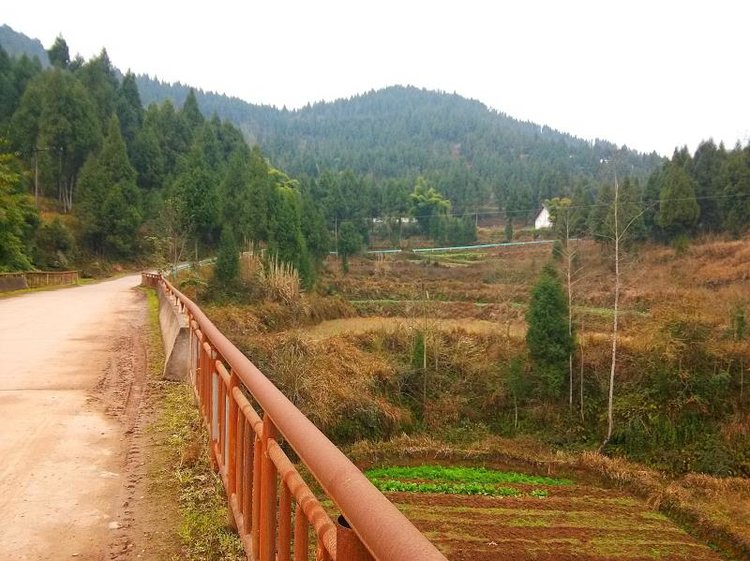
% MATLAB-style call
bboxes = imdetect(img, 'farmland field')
[367,468,721,561]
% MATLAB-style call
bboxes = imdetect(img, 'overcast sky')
[4,0,748,156]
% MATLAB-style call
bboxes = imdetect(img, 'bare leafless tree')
[599,176,648,450]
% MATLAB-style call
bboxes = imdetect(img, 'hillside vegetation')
[190,237,749,478]
[178,234,750,558]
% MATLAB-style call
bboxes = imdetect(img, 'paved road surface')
[0,275,146,560]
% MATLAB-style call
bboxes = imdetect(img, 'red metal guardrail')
[142,272,447,561]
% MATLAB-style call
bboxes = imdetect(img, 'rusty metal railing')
[141,271,161,289]
[143,272,447,561]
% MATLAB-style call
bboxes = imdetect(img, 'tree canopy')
[525,264,574,398]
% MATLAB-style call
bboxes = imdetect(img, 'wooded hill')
[0,25,664,215]
[135,80,664,216]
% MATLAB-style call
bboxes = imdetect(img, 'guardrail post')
[294,503,308,561]
[278,482,291,561]
[227,371,239,495]
[337,515,375,561]
[209,346,219,471]
[259,414,278,561]
[252,430,262,558]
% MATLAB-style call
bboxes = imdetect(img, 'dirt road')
[0,275,147,560]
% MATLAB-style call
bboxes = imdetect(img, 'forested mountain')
[2,25,661,217]
[1,25,749,277]
[135,77,664,215]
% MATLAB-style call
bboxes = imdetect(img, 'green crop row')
[364,465,571,486]
[368,478,551,498]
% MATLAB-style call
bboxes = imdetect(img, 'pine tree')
[656,163,700,239]
[75,49,119,130]
[214,226,239,287]
[181,88,204,135]
[115,72,144,151]
[337,221,362,273]
[172,157,218,246]
[300,189,330,263]
[245,145,273,244]
[525,264,573,398]
[720,147,750,235]
[77,115,141,256]
[691,140,726,232]
[47,36,70,69]
[219,148,250,244]
[131,115,166,191]
[10,69,100,210]
[268,179,312,285]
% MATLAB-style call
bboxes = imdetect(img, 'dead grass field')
[292,316,525,341]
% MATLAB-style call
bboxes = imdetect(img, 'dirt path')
[0,275,148,561]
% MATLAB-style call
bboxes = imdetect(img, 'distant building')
[534,205,552,229]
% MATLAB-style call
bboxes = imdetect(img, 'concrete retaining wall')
[157,284,190,381]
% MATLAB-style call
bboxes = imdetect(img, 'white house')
[534,205,552,229]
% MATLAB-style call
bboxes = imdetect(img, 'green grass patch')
[365,465,572,486]
[144,287,244,561]
[365,465,570,498]
[422,251,488,264]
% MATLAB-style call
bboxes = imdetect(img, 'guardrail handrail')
[147,272,446,561]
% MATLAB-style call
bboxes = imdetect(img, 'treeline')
[523,141,750,473]
[545,140,750,245]
[0,38,333,281]
[0,33,482,277]
[133,81,664,218]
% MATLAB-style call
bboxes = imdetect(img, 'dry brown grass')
[293,316,524,341]
[346,433,564,471]
[574,450,750,558]
[236,332,411,441]
[260,255,303,305]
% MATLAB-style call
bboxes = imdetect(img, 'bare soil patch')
[386,485,724,561]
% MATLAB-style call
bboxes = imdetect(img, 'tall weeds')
[260,254,302,305]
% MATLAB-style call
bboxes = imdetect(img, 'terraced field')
[364,466,723,561]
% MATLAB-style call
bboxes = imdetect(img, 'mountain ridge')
[1,24,663,211]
